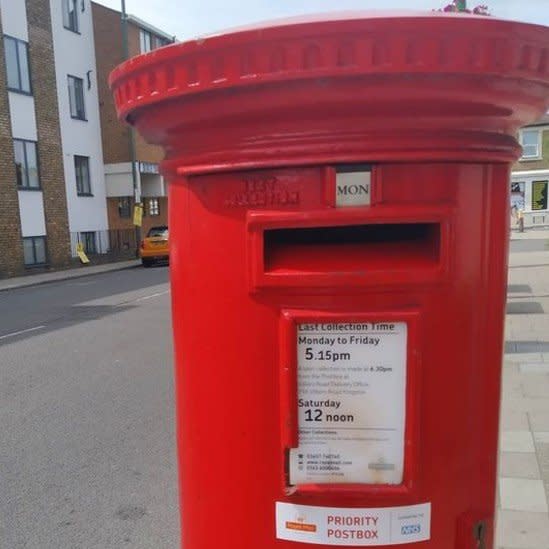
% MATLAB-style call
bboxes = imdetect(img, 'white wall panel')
[18,191,46,237]
[0,0,29,41]
[50,0,108,233]
[9,93,37,141]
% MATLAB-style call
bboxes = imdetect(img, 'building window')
[80,231,97,254]
[532,180,548,211]
[4,36,31,94]
[140,29,152,53]
[14,139,40,189]
[510,182,525,211]
[23,236,47,266]
[74,155,91,195]
[154,35,170,49]
[68,75,86,120]
[118,197,132,218]
[147,198,160,216]
[62,0,79,33]
[140,29,170,53]
[520,129,541,160]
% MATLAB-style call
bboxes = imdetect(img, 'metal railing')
[70,230,138,261]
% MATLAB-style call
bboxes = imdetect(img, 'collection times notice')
[289,322,407,485]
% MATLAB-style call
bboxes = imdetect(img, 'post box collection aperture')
[110,12,549,549]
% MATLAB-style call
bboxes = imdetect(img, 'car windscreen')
[147,227,168,238]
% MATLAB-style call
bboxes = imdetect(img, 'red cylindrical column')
[111,12,549,549]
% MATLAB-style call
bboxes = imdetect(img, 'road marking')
[132,291,169,302]
[117,290,170,307]
[0,325,46,340]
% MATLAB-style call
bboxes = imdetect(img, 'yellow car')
[140,225,169,267]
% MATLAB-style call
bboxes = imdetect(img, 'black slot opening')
[265,223,436,247]
[263,222,440,274]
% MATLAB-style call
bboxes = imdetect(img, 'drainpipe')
[121,0,141,256]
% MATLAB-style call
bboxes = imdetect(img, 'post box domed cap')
[109,11,549,174]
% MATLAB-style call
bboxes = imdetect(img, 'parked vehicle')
[140,226,169,267]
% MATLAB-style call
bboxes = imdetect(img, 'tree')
[436,1,490,15]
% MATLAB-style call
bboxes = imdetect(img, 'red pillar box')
[110,12,549,549]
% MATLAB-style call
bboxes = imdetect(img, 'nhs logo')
[401,524,421,536]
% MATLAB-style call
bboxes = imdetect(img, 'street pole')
[121,0,141,256]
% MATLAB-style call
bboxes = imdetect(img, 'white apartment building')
[0,0,108,278]
[50,0,109,255]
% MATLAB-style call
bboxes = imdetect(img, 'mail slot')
[263,222,441,271]
[110,11,549,549]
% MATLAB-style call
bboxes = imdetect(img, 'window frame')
[14,138,41,190]
[74,155,92,196]
[80,231,97,254]
[4,35,32,95]
[23,236,48,267]
[153,35,170,49]
[118,197,132,218]
[140,29,172,53]
[519,129,542,160]
[147,197,160,216]
[531,180,548,212]
[140,29,153,53]
[62,0,80,33]
[68,75,86,121]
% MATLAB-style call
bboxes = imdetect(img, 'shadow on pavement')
[505,341,549,353]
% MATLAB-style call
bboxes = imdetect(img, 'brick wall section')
[92,2,130,164]
[0,12,25,277]
[126,24,163,164]
[513,129,549,172]
[127,20,140,55]
[107,196,168,234]
[107,197,134,231]
[92,3,164,165]
[26,0,71,268]
[135,128,164,164]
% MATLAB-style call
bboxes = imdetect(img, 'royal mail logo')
[286,517,317,533]
[401,524,421,536]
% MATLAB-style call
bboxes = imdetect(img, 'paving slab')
[499,453,541,480]
[496,510,549,548]
[500,431,535,453]
[499,478,548,512]
[499,235,549,548]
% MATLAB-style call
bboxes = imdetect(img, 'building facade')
[511,114,549,227]
[0,0,108,278]
[92,2,171,239]
[50,0,109,257]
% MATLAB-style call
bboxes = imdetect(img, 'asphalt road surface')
[0,266,178,548]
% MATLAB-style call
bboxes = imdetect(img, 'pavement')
[0,259,141,292]
[497,228,549,548]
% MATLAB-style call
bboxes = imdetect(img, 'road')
[0,266,179,549]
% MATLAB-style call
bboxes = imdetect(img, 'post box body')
[110,13,549,549]
[170,162,510,549]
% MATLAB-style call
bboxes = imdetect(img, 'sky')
[94,0,549,41]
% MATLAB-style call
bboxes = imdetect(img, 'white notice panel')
[289,322,407,485]
[335,171,371,207]
[276,502,430,545]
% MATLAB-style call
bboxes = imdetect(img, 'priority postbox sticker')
[290,322,407,485]
[276,502,431,545]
